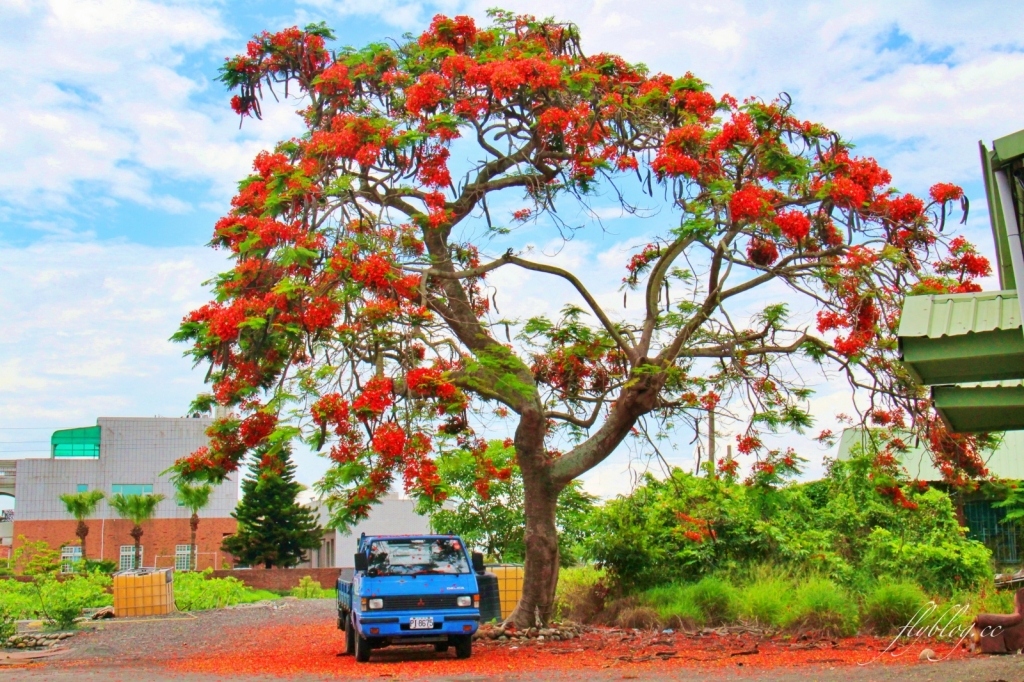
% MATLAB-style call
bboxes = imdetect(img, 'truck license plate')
[409,617,434,630]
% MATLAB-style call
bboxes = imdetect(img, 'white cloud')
[0,239,228,428]
[0,0,304,215]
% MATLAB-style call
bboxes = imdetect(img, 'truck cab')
[337,534,483,662]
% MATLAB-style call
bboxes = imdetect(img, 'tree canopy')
[173,10,991,624]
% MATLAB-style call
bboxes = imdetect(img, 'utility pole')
[708,409,716,476]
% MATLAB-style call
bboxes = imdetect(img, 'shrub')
[291,575,334,599]
[37,572,112,629]
[782,578,859,637]
[0,604,16,643]
[555,566,608,623]
[0,579,41,620]
[174,569,279,611]
[864,581,927,634]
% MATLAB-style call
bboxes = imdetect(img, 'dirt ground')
[3,599,1024,681]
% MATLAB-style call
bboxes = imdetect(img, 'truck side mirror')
[471,551,485,573]
[354,553,368,572]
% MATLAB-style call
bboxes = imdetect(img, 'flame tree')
[173,11,993,626]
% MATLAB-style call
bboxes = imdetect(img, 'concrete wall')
[11,417,239,567]
[14,417,238,522]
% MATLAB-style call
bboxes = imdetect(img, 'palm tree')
[174,483,212,571]
[109,493,165,570]
[58,490,105,564]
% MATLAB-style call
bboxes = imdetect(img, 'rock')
[919,648,937,662]
[91,606,115,620]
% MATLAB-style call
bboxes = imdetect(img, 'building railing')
[0,509,12,523]
[0,462,15,486]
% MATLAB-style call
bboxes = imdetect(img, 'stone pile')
[475,621,586,643]
[4,631,75,649]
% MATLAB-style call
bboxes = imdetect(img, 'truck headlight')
[457,596,472,607]
[368,598,384,610]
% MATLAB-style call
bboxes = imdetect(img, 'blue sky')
[1,0,1022,504]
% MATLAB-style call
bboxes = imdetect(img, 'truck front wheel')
[354,632,372,663]
[344,616,355,656]
[454,635,472,659]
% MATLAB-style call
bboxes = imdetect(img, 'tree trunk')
[76,520,89,564]
[130,525,144,570]
[506,408,563,628]
[507,472,560,628]
[190,513,199,571]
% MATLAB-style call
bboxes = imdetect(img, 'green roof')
[51,425,101,458]
[898,290,1021,339]
[932,382,1024,432]
[898,290,1024,385]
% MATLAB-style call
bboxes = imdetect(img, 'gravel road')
[3,598,1024,681]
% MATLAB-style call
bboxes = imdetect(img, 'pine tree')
[221,449,322,569]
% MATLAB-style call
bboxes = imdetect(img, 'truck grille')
[381,595,461,611]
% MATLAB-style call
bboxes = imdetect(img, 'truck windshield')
[365,538,470,576]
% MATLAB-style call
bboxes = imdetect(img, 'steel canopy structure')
[897,128,1024,432]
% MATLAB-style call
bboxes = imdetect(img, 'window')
[76,484,88,492]
[60,546,82,574]
[111,484,154,496]
[175,545,193,571]
[119,545,142,571]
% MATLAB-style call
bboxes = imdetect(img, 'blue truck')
[337,534,484,662]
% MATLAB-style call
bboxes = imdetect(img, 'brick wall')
[210,567,351,591]
[12,517,237,569]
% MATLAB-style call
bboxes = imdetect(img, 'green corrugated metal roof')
[932,382,1024,432]
[898,290,1021,338]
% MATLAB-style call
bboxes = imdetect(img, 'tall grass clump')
[864,581,927,634]
[642,583,702,628]
[689,577,738,625]
[738,577,792,628]
[555,566,608,623]
[781,577,859,636]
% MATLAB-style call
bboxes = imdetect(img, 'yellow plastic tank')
[487,564,524,619]
[113,569,175,617]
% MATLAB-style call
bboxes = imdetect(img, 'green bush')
[37,572,112,629]
[291,575,334,599]
[864,581,928,634]
[0,573,111,627]
[782,578,859,637]
[0,604,16,643]
[585,452,993,597]
[174,569,279,611]
[0,579,41,620]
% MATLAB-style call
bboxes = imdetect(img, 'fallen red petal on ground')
[166,623,971,678]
